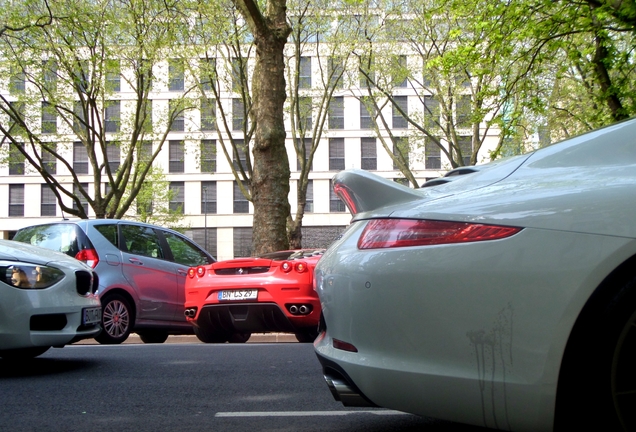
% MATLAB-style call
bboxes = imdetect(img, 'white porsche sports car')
[0,240,101,360]
[314,118,636,432]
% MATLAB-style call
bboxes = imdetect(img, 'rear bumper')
[194,303,317,333]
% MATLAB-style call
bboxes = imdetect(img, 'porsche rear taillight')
[75,248,99,268]
[358,219,522,249]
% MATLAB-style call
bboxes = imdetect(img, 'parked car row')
[8,220,324,350]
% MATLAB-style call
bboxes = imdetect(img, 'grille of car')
[214,266,270,275]
[75,270,96,295]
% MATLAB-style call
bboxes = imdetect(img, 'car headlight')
[0,261,65,289]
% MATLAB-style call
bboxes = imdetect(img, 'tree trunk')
[236,0,292,256]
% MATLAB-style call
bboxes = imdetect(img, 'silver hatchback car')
[14,220,215,344]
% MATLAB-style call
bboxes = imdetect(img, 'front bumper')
[0,283,101,350]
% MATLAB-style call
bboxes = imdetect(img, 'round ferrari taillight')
[196,266,206,277]
[187,267,196,278]
[281,261,292,273]
[295,262,307,273]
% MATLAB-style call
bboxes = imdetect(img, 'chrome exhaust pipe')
[323,373,375,407]
[184,308,196,318]
[299,305,309,315]
[289,305,299,314]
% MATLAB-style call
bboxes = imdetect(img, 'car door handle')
[129,258,144,266]
[177,268,188,277]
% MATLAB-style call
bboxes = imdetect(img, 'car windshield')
[13,224,81,258]
[259,249,324,261]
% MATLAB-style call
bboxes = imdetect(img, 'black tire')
[556,273,636,431]
[295,328,319,343]
[228,332,251,343]
[0,346,50,360]
[193,326,230,343]
[137,330,169,344]
[95,294,133,345]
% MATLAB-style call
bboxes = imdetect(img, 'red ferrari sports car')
[184,249,324,343]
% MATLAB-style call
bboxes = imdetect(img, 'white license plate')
[82,307,102,325]
[218,289,257,301]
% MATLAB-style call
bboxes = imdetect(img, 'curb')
[74,333,300,345]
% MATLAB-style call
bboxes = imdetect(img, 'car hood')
[0,239,89,269]
[334,118,636,237]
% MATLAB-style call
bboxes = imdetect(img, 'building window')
[73,142,88,174]
[423,96,439,129]
[200,58,216,91]
[329,179,346,212]
[43,60,57,93]
[392,96,408,129]
[106,60,120,92]
[41,184,56,216]
[73,183,89,214]
[425,139,441,169]
[168,59,184,91]
[304,179,314,213]
[106,142,120,173]
[41,144,57,174]
[9,67,25,94]
[169,140,184,173]
[328,57,344,89]
[233,140,248,172]
[170,99,184,132]
[360,99,375,129]
[233,181,249,214]
[359,55,375,88]
[329,138,345,171]
[233,227,252,258]
[9,102,25,135]
[73,101,84,134]
[328,96,344,129]
[296,138,313,171]
[458,136,472,166]
[233,98,245,131]
[201,98,216,131]
[41,102,57,134]
[104,100,120,133]
[456,95,472,129]
[393,137,409,170]
[141,100,153,133]
[361,138,377,170]
[73,61,90,93]
[9,184,24,216]
[9,143,25,175]
[201,181,217,214]
[137,141,153,164]
[169,181,184,213]
[298,97,312,131]
[299,57,311,89]
[200,140,216,173]
[192,227,217,258]
[394,55,408,88]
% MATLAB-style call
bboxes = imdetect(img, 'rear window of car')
[13,224,82,258]
[94,224,118,247]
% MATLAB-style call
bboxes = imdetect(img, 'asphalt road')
[0,342,490,432]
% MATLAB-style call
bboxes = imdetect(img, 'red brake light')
[295,262,307,273]
[281,261,292,273]
[196,266,206,277]
[75,248,99,268]
[358,219,522,249]
[333,338,358,352]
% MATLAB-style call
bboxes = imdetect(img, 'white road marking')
[215,411,408,417]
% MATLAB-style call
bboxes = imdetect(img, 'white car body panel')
[0,240,101,351]
[314,118,636,431]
